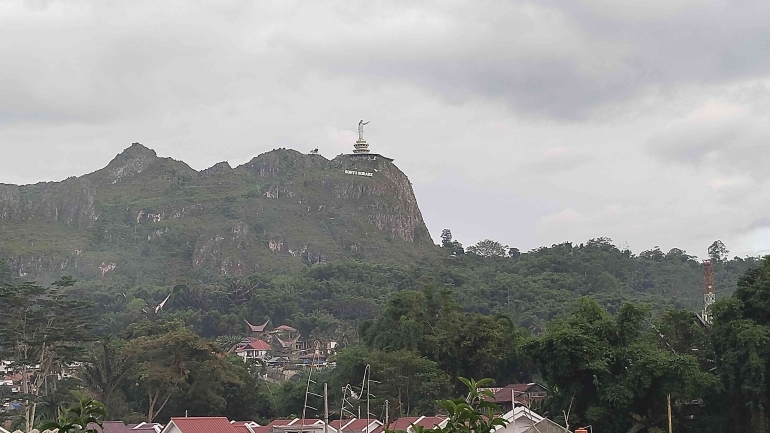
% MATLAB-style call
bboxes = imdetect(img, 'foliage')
[711,256,770,432]
[527,299,714,433]
[431,377,507,433]
[122,319,239,422]
[708,240,730,263]
[0,278,94,432]
[333,347,451,417]
[39,391,106,433]
[466,240,508,258]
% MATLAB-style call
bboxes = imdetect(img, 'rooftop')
[165,417,237,433]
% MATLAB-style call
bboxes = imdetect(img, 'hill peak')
[100,142,159,184]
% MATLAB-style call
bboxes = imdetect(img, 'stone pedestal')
[353,139,370,153]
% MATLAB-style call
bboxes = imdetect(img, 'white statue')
[358,120,370,141]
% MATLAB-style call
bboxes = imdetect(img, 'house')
[161,417,238,433]
[233,338,272,361]
[2,372,27,393]
[267,418,333,433]
[246,320,271,338]
[266,356,290,367]
[483,383,548,412]
[386,416,447,433]
[298,353,328,366]
[492,407,568,433]
[0,360,12,375]
[86,421,163,433]
[330,418,383,433]
[231,421,262,433]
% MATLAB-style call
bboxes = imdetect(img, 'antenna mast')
[301,341,323,433]
[702,259,715,324]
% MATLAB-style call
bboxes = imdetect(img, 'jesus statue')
[358,120,370,141]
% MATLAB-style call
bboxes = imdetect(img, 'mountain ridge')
[0,143,435,283]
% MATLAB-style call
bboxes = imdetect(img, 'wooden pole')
[667,394,672,433]
[324,383,329,433]
[385,399,389,429]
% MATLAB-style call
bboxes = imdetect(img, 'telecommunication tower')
[702,259,715,324]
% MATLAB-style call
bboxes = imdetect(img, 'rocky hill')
[0,143,435,285]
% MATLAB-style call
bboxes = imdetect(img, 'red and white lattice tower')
[702,259,715,324]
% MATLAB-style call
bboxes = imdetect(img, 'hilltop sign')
[344,169,373,177]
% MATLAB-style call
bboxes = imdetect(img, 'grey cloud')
[647,111,770,177]
[0,0,769,258]
[749,218,770,230]
[270,0,770,119]
[520,153,592,174]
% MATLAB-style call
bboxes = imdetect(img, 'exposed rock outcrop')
[0,143,435,281]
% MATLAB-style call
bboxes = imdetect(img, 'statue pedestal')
[353,139,370,154]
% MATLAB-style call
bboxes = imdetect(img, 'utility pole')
[384,399,389,429]
[324,383,329,433]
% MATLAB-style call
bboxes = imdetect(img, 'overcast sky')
[2,0,769,258]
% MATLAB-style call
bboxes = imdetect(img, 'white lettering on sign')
[344,169,373,177]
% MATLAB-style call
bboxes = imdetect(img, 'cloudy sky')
[2,0,769,258]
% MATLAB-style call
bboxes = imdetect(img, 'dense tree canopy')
[0,237,767,433]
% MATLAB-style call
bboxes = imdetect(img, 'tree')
[334,347,450,417]
[40,392,106,433]
[441,229,453,248]
[466,240,508,258]
[711,256,770,432]
[0,258,12,285]
[0,278,93,433]
[440,229,465,255]
[430,378,507,433]
[708,240,729,263]
[507,247,521,259]
[527,299,712,432]
[124,319,238,422]
[79,338,133,417]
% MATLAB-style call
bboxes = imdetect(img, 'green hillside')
[0,143,435,286]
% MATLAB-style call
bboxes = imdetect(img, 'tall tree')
[79,338,133,416]
[0,278,93,433]
[712,256,770,432]
[708,240,730,263]
[124,319,238,422]
[467,240,508,258]
[0,258,13,285]
[528,299,712,432]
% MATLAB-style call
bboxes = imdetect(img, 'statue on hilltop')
[358,120,370,141]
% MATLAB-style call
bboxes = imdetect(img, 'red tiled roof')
[335,419,380,432]
[264,419,298,428]
[236,339,271,351]
[510,383,536,392]
[290,419,321,426]
[388,418,419,431]
[87,421,130,433]
[250,427,270,433]
[416,417,445,429]
[387,416,445,432]
[488,383,546,403]
[169,417,237,433]
[232,426,252,433]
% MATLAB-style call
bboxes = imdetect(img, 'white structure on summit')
[354,120,371,154]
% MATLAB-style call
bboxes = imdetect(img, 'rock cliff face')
[0,144,435,282]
